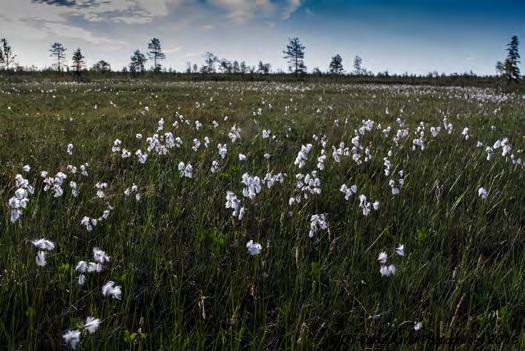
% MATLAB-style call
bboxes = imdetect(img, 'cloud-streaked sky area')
[0,0,523,74]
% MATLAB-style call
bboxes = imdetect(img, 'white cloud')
[42,22,125,45]
[209,0,300,23]
[282,0,302,19]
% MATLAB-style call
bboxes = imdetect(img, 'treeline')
[0,35,522,89]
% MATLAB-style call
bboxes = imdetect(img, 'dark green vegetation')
[0,80,524,350]
[2,72,525,93]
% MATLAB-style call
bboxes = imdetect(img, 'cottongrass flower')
[225,191,245,220]
[461,127,470,140]
[377,252,388,264]
[192,139,201,152]
[478,187,488,199]
[135,149,148,164]
[262,129,271,139]
[241,173,262,200]
[217,143,228,159]
[389,180,400,195]
[294,144,313,168]
[36,251,47,267]
[75,261,88,273]
[9,188,29,223]
[95,182,108,198]
[88,262,103,273]
[93,247,110,264]
[80,163,89,176]
[67,143,74,155]
[9,174,34,223]
[395,244,405,256]
[262,172,285,189]
[80,216,97,232]
[102,281,122,300]
[359,195,378,216]
[309,214,328,238]
[112,139,122,153]
[84,317,101,334]
[177,162,193,178]
[32,239,55,251]
[211,160,219,173]
[63,330,81,349]
[414,322,423,331]
[31,239,55,267]
[379,264,396,277]
[228,125,241,143]
[70,181,79,197]
[22,164,31,172]
[246,240,262,256]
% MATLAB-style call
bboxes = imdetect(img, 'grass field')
[0,80,524,350]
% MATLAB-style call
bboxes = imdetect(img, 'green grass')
[0,80,524,350]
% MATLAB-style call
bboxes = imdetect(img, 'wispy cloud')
[282,0,302,19]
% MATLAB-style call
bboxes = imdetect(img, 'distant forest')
[0,35,523,91]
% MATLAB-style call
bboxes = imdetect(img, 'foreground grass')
[0,81,524,350]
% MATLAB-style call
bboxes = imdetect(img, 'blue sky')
[0,0,523,74]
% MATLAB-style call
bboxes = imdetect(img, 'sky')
[0,0,524,75]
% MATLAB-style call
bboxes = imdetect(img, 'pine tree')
[283,37,306,75]
[0,38,17,70]
[329,54,344,74]
[71,48,85,76]
[147,38,166,72]
[130,50,147,75]
[353,56,363,75]
[49,42,67,72]
[497,35,521,83]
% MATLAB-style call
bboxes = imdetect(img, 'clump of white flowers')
[31,238,56,267]
[63,330,81,349]
[8,174,34,223]
[177,162,193,178]
[225,191,245,220]
[290,171,321,206]
[377,244,405,277]
[43,172,68,198]
[102,281,122,299]
[211,160,219,173]
[217,143,228,159]
[340,184,357,200]
[309,214,328,238]
[75,247,111,285]
[135,149,148,164]
[389,170,405,195]
[294,144,313,169]
[80,216,98,232]
[228,125,241,143]
[95,182,108,198]
[263,172,285,189]
[461,127,470,140]
[112,139,122,153]
[358,194,379,216]
[124,184,141,201]
[241,173,262,199]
